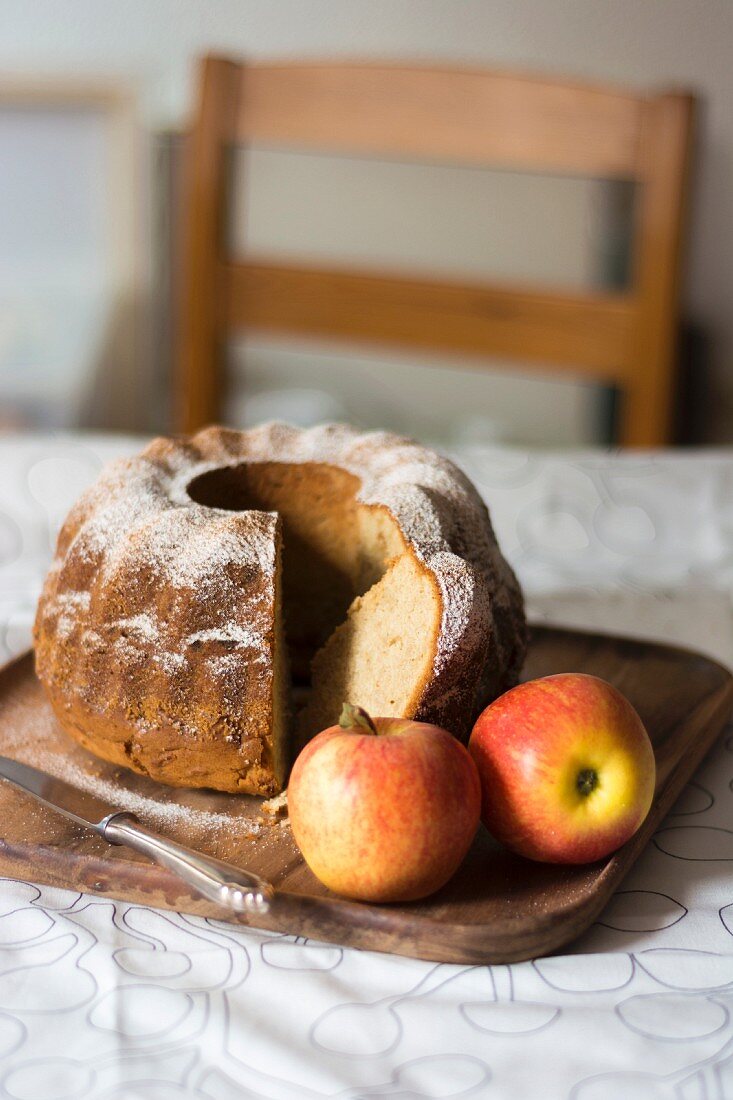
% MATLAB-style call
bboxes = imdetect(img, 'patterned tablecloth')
[1,433,733,1100]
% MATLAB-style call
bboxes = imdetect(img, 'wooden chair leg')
[620,93,694,448]
[619,366,676,447]
[175,56,240,433]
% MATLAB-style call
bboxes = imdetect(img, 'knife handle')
[102,812,274,916]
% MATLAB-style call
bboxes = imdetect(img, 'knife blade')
[0,755,274,916]
[0,754,120,832]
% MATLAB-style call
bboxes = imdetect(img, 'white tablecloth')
[1,433,733,1100]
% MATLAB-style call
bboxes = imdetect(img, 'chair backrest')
[176,56,695,445]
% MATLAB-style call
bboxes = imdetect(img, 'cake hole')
[187,460,360,514]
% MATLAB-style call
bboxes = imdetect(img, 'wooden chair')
[176,57,695,445]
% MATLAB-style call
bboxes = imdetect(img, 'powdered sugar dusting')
[3,702,260,842]
[153,651,186,674]
[428,552,476,678]
[186,624,267,654]
[39,482,277,702]
[115,614,158,640]
[51,590,90,640]
[36,419,526,769]
[100,506,276,590]
[39,752,259,839]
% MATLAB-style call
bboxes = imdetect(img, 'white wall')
[1,0,730,440]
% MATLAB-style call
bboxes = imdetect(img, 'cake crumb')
[261,790,288,819]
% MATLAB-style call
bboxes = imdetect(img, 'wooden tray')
[0,626,731,964]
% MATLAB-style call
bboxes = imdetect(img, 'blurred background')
[0,0,729,449]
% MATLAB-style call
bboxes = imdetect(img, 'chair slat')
[237,63,643,178]
[224,260,636,379]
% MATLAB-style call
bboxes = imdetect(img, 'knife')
[0,755,274,916]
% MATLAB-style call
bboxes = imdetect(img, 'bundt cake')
[34,422,526,796]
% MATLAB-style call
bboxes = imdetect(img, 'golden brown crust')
[34,422,527,792]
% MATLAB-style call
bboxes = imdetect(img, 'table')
[1,432,733,1100]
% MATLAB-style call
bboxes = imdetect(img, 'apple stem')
[576,768,598,797]
[339,703,378,735]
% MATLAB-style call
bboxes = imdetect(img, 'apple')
[468,673,656,864]
[288,703,481,902]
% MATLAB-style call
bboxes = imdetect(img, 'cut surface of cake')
[34,422,527,795]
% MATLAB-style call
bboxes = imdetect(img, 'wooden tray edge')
[1,630,732,964]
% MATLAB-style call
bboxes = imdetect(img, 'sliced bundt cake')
[34,422,526,794]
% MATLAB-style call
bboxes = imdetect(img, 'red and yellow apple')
[468,673,656,864]
[288,703,481,902]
